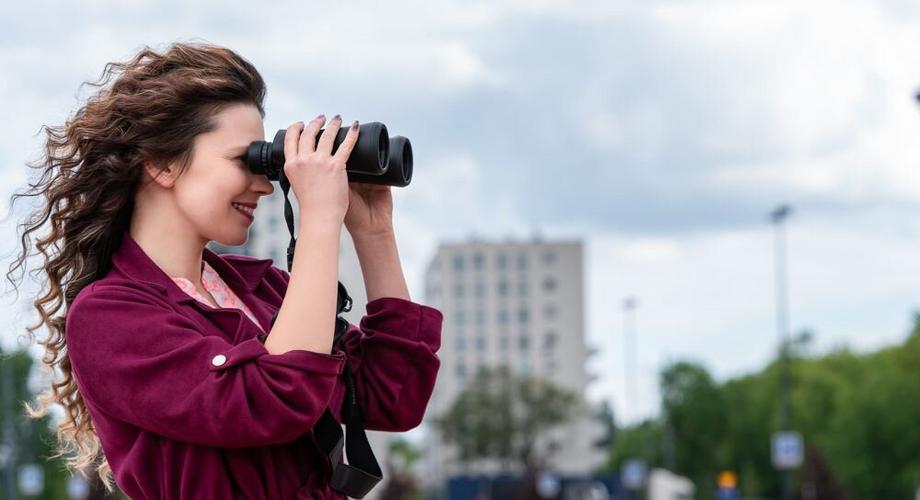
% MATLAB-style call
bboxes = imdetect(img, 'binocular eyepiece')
[245,122,413,187]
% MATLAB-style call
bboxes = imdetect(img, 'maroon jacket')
[65,231,442,499]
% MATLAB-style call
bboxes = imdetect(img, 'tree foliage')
[603,313,920,499]
[435,366,580,471]
[1,347,108,499]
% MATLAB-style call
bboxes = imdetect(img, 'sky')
[1,0,920,424]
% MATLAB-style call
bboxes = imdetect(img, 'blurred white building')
[419,236,606,488]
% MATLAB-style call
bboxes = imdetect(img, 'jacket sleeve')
[65,283,346,449]
[333,296,443,432]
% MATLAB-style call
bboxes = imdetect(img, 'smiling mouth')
[232,203,255,220]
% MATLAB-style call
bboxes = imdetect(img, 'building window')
[543,251,557,265]
[518,281,528,297]
[473,252,485,270]
[476,309,486,325]
[497,280,509,296]
[543,331,558,350]
[499,335,509,351]
[454,310,465,326]
[543,277,557,292]
[518,308,529,323]
[517,253,528,271]
[455,336,466,352]
[496,253,507,270]
[475,336,487,352]
[454,283,465,298]
[475,281,485,298]
[498,309,509,324]
[519,334,529,351]
[456,363,467,380]
[453,254,465,271]
[544,304,558,320]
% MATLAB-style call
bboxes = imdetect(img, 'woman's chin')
[212,230,248,249]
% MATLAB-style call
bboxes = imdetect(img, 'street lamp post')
[621,296,650,498]
[771,204,793,500]
[622,296,638,426]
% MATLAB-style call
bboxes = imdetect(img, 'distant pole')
[661,353,676,471]
[622,297,638,426]
[771,204,793,500]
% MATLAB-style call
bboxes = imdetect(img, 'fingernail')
[315,113,325,120]
[333,114,342,122]
[351,120,359,131]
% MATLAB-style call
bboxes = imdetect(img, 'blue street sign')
[771,431,803,470]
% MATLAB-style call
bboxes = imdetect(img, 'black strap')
[272,171,381,498]
[327,316,383,498]
[279,169,298,273]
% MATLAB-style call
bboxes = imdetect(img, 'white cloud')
[643,0,920,204]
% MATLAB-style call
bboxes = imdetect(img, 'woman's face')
[166,102,273,247]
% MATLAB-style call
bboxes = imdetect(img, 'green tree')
[659,361,726,498]
[593,400,617,449]
[435,366,580,471]
[380,438,423,500]
[597,312,920,498]
[604,418,663,474]
[1,347,73,499]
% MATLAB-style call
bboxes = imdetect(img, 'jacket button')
[211,354,227,367]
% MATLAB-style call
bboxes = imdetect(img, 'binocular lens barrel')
[245,121,412,187]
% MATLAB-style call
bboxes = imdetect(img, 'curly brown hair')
[4,40,267,492]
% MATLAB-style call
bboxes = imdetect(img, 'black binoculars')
[245,122,413,187]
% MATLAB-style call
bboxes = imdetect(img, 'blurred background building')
[419,236,606,488]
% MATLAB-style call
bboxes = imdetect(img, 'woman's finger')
[298,114,326,156]
[332,121,360,163]
[316,114,342,156]
[283,121,305,162]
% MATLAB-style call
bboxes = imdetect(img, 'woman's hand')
[283,114,359,228]
[344,181,394,237]
[345,181,410,303]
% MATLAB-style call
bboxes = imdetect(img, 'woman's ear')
[143,160,179,189]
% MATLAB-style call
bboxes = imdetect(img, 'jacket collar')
[111,230,274,300]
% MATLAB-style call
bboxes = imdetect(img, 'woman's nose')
[253,174,274,195]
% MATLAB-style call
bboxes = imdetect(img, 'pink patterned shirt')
[170,260,266,333]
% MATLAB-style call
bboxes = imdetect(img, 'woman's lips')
[233,204,254,222]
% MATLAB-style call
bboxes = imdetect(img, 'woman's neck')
[129,200,208,284]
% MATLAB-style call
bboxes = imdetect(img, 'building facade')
[420,237,605,487]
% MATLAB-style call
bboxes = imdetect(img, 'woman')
[8,41,442,499]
